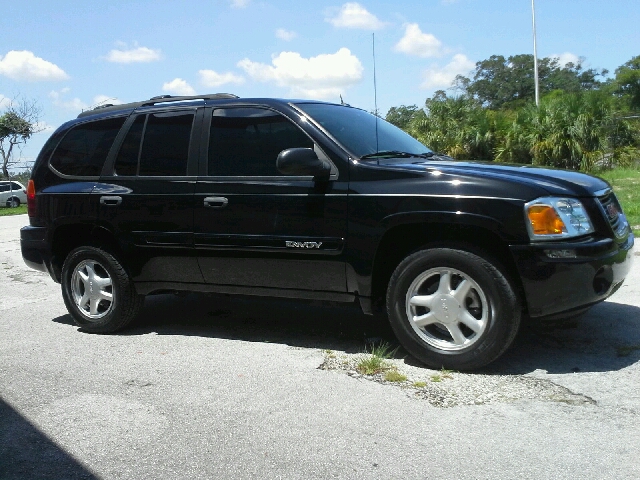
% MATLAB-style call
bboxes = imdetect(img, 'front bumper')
[20,225,58,282]
[510,233,634,318]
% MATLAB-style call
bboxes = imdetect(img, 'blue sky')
[1,0,639,168]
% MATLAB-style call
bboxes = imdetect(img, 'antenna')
[531,0,540,107]
[373,32,379,152]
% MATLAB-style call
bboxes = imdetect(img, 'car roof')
[76,94,339,120]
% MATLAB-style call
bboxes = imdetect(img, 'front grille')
[598,191,628,238]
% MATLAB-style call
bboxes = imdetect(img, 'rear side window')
[49,117,126,177]
[114,111,194,176]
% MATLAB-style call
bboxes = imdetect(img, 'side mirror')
[276,148,332,179]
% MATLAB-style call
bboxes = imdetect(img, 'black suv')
[20,93,634,369]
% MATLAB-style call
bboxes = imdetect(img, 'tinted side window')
[208,108,313,176]
[50,117,126,176]
[10,182,22,190]
[138,112,194,176]
[114,115,145,176]
[0,184,9,192]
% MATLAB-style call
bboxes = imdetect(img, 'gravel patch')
[319,351,596,408]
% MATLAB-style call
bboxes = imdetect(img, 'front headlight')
[524,197,594,240]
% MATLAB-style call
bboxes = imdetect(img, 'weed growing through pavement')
[356,341,398,375]
[357,355,387,375]
[440,368,454,379]
[431,368,455,383]
[413,381,427,388]
[384,369,407,382]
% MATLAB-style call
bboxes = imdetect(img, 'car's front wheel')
[386,248,520,370]
[61,246,143,333]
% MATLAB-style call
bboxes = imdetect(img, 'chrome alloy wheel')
[70,259,114,320]
[405,267,489,351]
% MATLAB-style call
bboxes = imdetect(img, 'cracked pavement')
[1,214,639,479]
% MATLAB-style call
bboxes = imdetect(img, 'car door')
[194,106,348,293]
[96,106,203,286]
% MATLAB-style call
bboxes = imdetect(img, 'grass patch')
[439,368,454,379]
[412,381,427,388]
[367,341,398,359]
[356,341,398,375]
[356,355,387,375]
[384,369,407,383]
[0,204,27,216]
[597,168,640,237]
[616,345,640,357]
[431,368,455,383]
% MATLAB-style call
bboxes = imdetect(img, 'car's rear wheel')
[6,198,20,208]
[386,248,520,370]
[61,246,143,333]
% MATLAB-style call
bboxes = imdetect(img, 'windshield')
[294,103,432,158]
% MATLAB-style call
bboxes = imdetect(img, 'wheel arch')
[50,223,123,282]
[370,212,526,314]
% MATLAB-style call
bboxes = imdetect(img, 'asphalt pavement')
[1,213,639,479]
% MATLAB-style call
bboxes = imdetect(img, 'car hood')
[378,158,610,197]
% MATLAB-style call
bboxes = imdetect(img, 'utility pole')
[531,0,540,107]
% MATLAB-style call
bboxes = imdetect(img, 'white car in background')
[0,181,27,207]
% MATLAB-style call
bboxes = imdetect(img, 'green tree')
[408,92,504,160]
[457,54,606,109]
[614,55,640,111]
[0,97,41,178]
[385,105,423,130]
[496,90,638,171]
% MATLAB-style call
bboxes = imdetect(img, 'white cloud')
[199,70,245,88]
[276,28,297,41]
[326,3,385,30]
[48,90,123,113]
[551,52,581,67]
[238,48,363,99]
[0,50,68,81]
[162,78,196,96]
[105,46,161,64]
[0,94,12,109]
[394,24,445,58]
[230,0,249,8]
[49,89,89,111]
[421,54,475,89]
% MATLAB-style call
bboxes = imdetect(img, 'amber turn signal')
[527,205,566,235]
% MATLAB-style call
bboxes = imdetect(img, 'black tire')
[7,198,20,208]
[61,246,143,333]
[386,248,520,371]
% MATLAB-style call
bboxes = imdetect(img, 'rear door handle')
[204,196,228,208]
[100,196,122,206]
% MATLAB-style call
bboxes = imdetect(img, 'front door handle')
[204,196,228,208]
[100,196,122,206]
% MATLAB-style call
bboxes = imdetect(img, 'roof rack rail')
[140,93,239,107]
[77,93,239,118]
